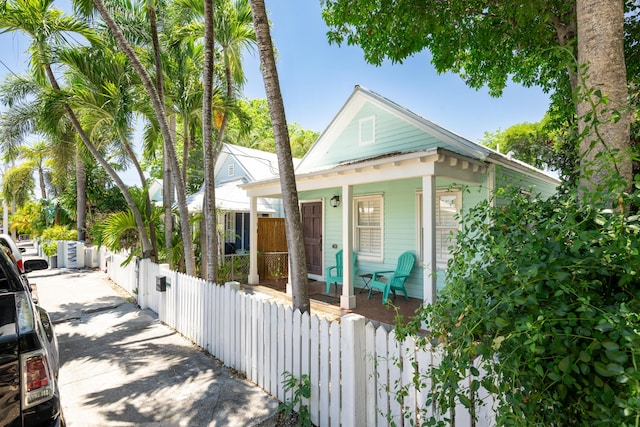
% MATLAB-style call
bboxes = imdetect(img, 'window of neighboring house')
[354,195,383,261]
[416,190,461,269]
[225,213,236,243]
[359,116,376,146]
[227,163,235,177]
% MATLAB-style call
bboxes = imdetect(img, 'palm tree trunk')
[37,163,47,200]
[165,116,176,267]
[40,57,154,257]
[92,0,196,275]
[182,118,190,188]
[250,0,309,313]
[576,0,631,197]
[202,0,217,282]
[122,137,159,262]
[76,154,87,241]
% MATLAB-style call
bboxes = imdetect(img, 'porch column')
[340,184,356,309]
[423,175,437,305]
[248,195,259,284]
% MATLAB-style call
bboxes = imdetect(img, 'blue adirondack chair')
[325,250,357,294]
[368,251,415,304]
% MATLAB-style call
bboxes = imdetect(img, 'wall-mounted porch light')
[330,195,341,208]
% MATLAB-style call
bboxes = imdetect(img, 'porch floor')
[242,278,424,327]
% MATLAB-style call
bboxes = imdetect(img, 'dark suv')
[0,251,64,426]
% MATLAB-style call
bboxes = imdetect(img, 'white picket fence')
[104,252,495,427]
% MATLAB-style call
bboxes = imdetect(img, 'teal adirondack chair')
[325,250,357,294]
[368,251,415,304]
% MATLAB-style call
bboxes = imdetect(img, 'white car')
[0,233,25,273]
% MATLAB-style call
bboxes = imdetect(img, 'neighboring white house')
[186,143,300,254]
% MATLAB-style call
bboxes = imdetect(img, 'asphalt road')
[29,261,279,427]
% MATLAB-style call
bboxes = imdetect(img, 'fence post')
[341,314,367,427]
[138,259,148,310]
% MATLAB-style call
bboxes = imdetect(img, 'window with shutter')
[354,195,383,261]
[416,191,461,268]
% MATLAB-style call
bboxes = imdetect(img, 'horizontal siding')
[495,166,558,207]
[302,175,492,300]
[313,103,461,169]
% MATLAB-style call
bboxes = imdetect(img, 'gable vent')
[359,115,376,146]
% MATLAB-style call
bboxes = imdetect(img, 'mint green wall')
[494,166,558,207]
[302,174,490,300]
[310,103,459,169]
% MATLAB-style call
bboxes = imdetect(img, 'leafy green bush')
[279,371,312,427]
[39,225,78,257]
[398,184,640,426]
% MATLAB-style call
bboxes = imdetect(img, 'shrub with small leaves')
[397,183,640,426]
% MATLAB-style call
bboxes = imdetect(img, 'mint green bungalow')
[242,85,559,310]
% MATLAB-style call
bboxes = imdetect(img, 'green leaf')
[458,394,473,409]
[558,356,572,373]
[494,317,510,328]
[605,363,625,376]
[595,322,613,332]
[605,349,628,364]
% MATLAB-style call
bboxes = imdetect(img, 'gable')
[297,86,489,172]
[215,155,247,186]
[215,143,301,185]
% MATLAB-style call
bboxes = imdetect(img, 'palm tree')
[80,0,197,274]
[16,141,51,199]
[0,73,78,212]
[0,0,155,257]
[171,0,256,280]
[59,44,159,260]
[2,163,35,208]
[249,0,310,313]
[201,0,217,281]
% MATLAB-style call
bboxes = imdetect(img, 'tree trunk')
[122,137,158,262]
[38,163,47,200]
[202,0,217,282]
[165,116,175,268]
[576,0,631,197]
[92,0,197,274]
[40,57,154,257]
[75,154,86,241]
[250,0,310,313]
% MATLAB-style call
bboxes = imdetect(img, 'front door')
[301,202,323,275]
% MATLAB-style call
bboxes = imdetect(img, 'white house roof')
[217,143,301,182]
[186,179,275,213]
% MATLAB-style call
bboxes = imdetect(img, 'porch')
[244,278,424,327]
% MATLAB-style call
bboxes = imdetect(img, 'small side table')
[359,273,373,293]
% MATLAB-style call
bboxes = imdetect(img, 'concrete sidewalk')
[32,267,279,427]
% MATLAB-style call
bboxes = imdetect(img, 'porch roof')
[241,147,492,198]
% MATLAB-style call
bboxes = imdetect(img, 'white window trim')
[358,115,376,146]
[416,190,462,266]
[353,194,384,262]
[225,213,236,243]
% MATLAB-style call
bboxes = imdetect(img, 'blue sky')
[242,1,552,143]
[0,0,551,145]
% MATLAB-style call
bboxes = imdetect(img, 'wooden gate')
[257,218,288,279]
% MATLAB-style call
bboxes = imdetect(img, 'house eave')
[241,147,488,197]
